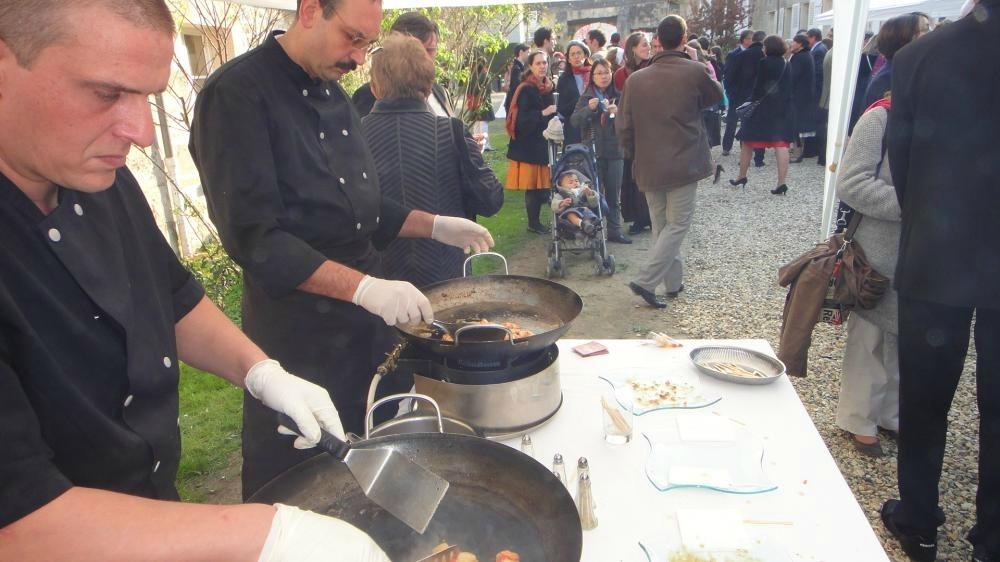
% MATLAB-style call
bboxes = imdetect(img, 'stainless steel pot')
[365,394,481,438]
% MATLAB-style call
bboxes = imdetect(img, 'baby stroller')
[545,141,616,278]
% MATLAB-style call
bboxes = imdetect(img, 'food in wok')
[426,543,518,562]
[424,319,535,342]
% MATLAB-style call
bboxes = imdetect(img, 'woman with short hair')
[505,50,558,234]
[363,34,503,285]
[731,35,794,195]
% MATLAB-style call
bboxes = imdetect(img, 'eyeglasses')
[331,9,378,51]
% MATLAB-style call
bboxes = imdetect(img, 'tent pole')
[819,0,871,239]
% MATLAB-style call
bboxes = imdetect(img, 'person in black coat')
[725,31,766,166]
[505,51,558,233]
[848,33,878,134]
[788,34,815,161]
[502,44,529,113]
[731,36,793,195]
[880,3,1000,561]
[363,35,503,287]
[555,40,592,146]
[804,28,828,162]
[865,14,924,109]
[721,30,752,154]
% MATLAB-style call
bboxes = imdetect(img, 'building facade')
[751,0,831,37]
[550,0,696,43]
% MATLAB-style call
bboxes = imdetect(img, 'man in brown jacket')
[617,15,723,308]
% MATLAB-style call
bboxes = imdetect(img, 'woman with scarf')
[613,32,653,235]
[506,50,558,234]
[571,58,630,244]
[555,40,592,146]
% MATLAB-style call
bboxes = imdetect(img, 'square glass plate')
[599,369,722,415]
[642,416,777,494]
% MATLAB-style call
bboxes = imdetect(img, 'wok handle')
[462,251,508,277]
[453,323,516,346]
[365,393,446,439]
[276,412,351,460]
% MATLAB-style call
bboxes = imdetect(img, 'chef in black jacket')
[0,1,389,560]
[189,0,494,499]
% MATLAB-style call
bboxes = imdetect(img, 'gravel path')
[505,146,981,562]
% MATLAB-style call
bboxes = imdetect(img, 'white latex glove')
[431,215,495,254]
[352,275,434,326]
[244,359,345,449]
[259,504,389,562]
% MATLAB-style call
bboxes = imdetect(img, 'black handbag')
[736,60,788,123]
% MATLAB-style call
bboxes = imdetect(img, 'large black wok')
[249,433,582,562]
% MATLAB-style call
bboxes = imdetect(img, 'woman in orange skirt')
[505,50,558,234]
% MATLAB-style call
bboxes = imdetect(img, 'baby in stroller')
[552,171,602,237]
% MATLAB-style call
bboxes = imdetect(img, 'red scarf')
[505,73,554,139]
[865,97,891,114]
[571,63,592,89]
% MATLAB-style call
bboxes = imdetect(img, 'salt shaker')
[552,453,568,485]
[576,456,590,482]
[576,472,598,530]
[520,434,535,458]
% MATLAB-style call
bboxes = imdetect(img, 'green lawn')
[176,122,534,501]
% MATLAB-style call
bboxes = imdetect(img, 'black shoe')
[729,177,748,190]
[881,500,938,562]
[818,160,826,167]
[608,232,633,244]
[527,224,550,234]
[713,164,724,184]
[581,220,598,235]
[972,546,996,562]
[721,150,731,157]
[848,432,884,457]
[629,282,667,309]
[791,155,804,163]
[754,160,765,168]
[628,223,649,235]
[771,184,788,195]
[666,284,684,298]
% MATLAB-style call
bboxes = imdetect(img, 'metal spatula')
[277,413,449,534]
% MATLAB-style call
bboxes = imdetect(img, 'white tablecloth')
[499,339,889,562]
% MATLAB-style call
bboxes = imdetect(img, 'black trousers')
[816,109,828,165]
[896,295,1000,555]
[524,188,551,228]
[722,109,764,164]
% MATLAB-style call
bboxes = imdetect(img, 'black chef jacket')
[0,169,204,527]
[189,31,413,499]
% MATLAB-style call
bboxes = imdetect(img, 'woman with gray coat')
[571,59,630,244]
[834,99,899,457]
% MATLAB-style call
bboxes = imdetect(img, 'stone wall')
[550,0,694,41]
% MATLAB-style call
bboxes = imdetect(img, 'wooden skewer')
[601,397,632,434]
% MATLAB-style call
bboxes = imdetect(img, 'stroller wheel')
[547,257,565,279]
[603,254,616,276]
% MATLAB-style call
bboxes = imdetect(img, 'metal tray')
[689,346,786,385]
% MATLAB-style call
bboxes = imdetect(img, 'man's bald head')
[0,0,174,67]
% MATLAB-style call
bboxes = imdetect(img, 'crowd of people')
[1,0,997,561]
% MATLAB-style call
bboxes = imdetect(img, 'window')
[183,32,211,90]
[784,7,793,37]
[800,2,810,30]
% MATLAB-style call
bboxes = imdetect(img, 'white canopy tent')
[816,0,966,27]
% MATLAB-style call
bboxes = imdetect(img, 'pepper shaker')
[552,453,568,486]
[576,472,598,530]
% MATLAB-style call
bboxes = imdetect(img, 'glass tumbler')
[600,385,634,444]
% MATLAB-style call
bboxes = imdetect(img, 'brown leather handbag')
[777,214,889,376]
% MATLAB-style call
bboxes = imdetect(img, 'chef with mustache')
[189,0,494,500]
